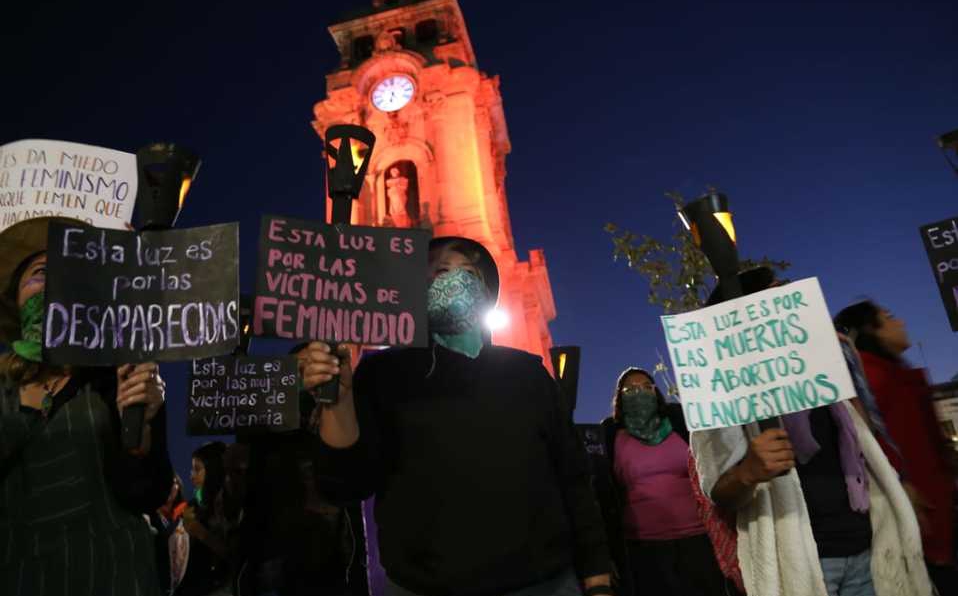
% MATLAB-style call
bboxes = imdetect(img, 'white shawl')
[690,402,933,596]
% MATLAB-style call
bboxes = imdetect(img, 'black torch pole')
[683,192,781,431]
[315,125,376,404]
[121,143,200,450]
[314,189,355,405]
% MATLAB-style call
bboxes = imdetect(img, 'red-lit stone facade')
[312,0,556,367]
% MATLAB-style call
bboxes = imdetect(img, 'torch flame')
[713,211,736,244]
[350,139,368,175]
[178,177,192,209]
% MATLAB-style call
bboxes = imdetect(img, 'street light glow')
[485,308,509,331]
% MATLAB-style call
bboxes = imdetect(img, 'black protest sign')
[919,216,958,331]
[43,221,240,364]
[253,214,429,347]
[187,355,299,435]
[575,424,607,458]
[574,423,609,480]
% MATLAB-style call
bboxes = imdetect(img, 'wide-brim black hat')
[428,236,500,302]
[705,266,776,306]
[0,216,86,343]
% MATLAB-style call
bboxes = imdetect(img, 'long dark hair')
[192,441,227,511]
[833,300,898,361]
[611,367,668,422]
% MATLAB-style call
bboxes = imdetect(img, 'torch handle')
[314,341,341,405]
[758,416,784,431]
[331,195,353,228]
[317,197,355,406]
[121,404,146,450]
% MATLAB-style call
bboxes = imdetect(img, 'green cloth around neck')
[12,292,44,363]
[432,329,484,359]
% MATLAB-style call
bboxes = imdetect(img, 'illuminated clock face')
[371,75,415,112]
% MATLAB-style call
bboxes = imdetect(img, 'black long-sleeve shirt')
[319,344,610,596]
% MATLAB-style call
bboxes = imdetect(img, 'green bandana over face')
[427,269,486,359]
[12,292,44,363]
[621,386,672,445]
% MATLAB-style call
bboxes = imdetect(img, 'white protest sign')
[661,277,855,431]
[0,139,137,232]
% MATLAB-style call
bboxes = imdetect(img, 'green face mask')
[620,386,672,445]
[12,292,44,363]
[427,269,486,359]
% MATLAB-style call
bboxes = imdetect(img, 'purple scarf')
[782,404,870,513]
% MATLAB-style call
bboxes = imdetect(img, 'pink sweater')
[613,430,705,541]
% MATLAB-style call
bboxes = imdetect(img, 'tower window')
[415,19,440,45]
[353,35,374,62]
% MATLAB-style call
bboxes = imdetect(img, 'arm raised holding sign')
[306,237,612,595]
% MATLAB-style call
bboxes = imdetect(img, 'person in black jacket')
[308,236,612,596]
[598,368,730,596]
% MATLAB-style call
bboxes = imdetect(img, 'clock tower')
[313,0,557,366]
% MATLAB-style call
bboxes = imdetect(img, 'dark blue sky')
[4,0,957,485]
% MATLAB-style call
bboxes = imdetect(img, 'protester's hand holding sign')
[296,341,358,447]
[710,428,796,509]
[116,363,165,453]
[741,429,796,483]
[297,342,353,393]
[117,363,165,420]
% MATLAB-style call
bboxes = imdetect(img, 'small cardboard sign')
[187,355,300,435]
[575,423,607,458]
[43,221,240,364]
[253,214,430,347]
[0,139,137,232]
[919,216,958,331]
[661,277,855,430]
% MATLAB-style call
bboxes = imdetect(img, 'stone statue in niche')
[385,166,411,227]
[375,29,399,53]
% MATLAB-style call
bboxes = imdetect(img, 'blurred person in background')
[835,300,957,594]
[179,442,229,596]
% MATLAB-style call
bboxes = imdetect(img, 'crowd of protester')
[1,214,956,596]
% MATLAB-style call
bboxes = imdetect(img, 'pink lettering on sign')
[268,218,287,242]
[337,233,376,252]
[267,248,305,269]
